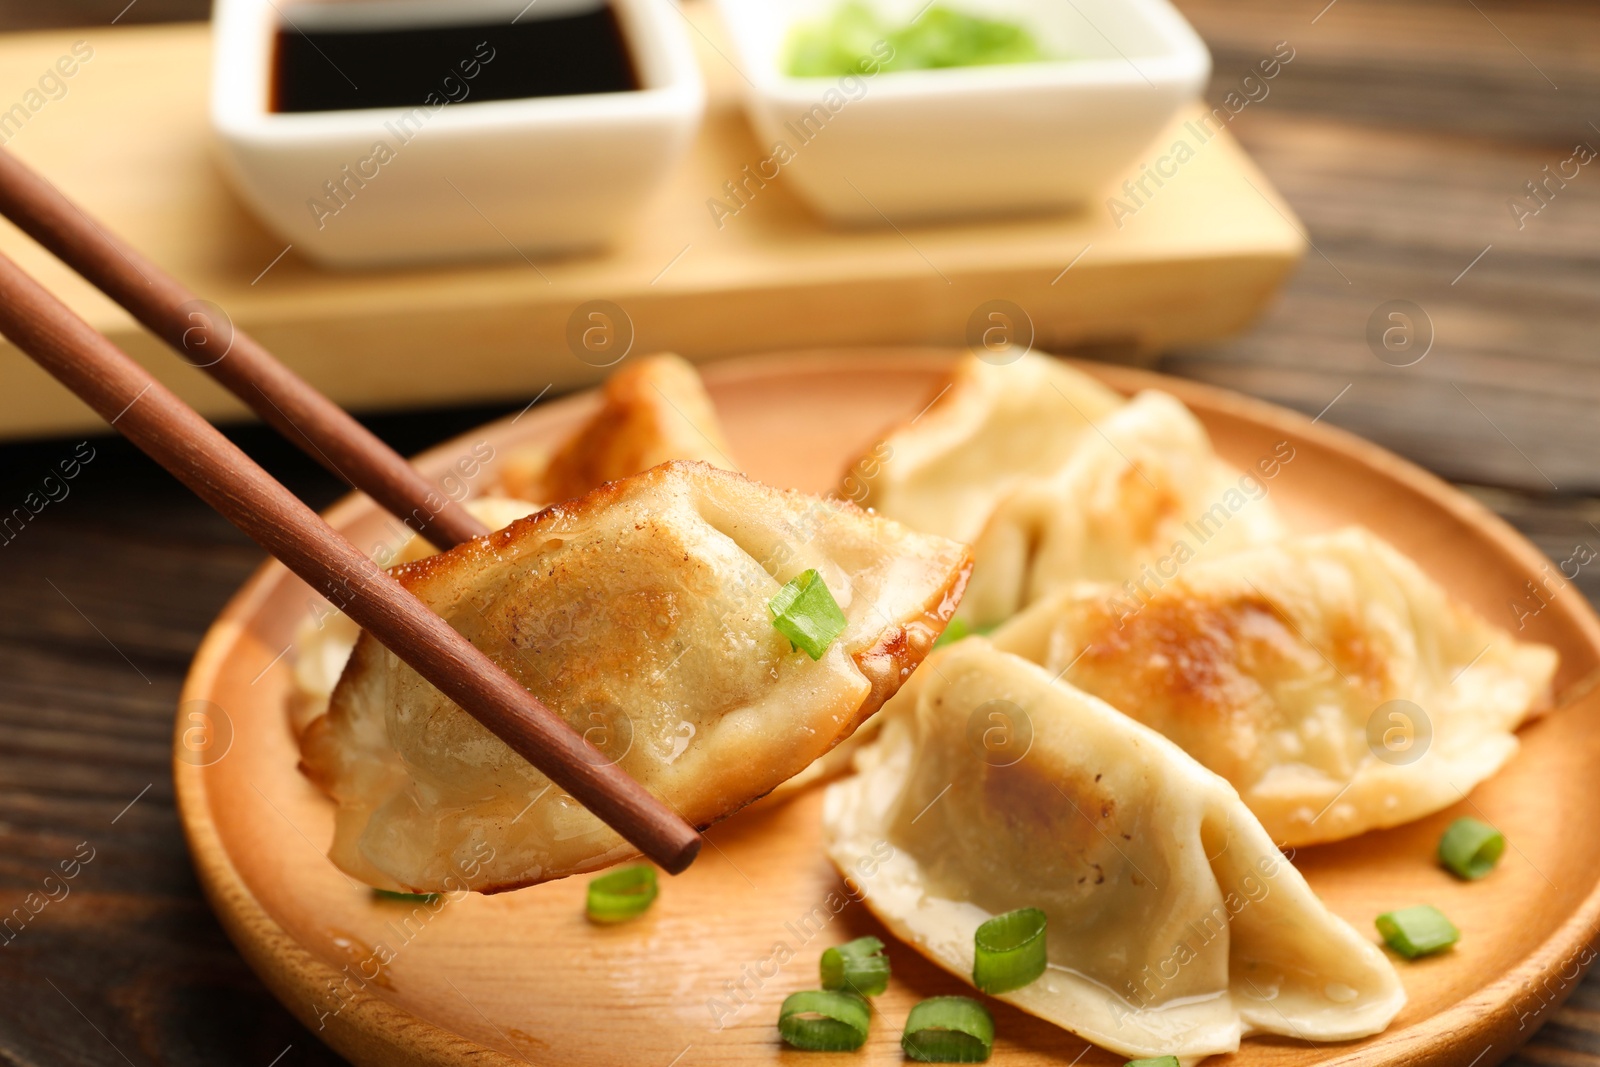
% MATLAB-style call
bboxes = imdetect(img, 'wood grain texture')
[1162,0,1600,495]
[0,0,1597,1065]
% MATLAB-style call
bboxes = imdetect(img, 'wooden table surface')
[1,1,1597,1065]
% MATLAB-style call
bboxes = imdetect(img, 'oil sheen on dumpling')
[843,352,1124,544]
[294,353,728,739]
[498,352,736,503]
[823,640,1405,1061]
[990,527,1558,846]
[288,496,542,738]
[958,389,1286,627]
[301,462,971,893]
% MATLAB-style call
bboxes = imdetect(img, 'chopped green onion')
[785,1,1046,78]
[373,889,439,903]
[778,989,870,1051]
[1438,817,1506,880]
[769,569,849,660]
[586,864,658,923]
[1124,1058,1181,1067]
[1376,904,1459,959]
[821,935,891,996]
[933,618,973,648]
[932,618,1000,649]
[973,907,1048,993]
[902,996,994,1063]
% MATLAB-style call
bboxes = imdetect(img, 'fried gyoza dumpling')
[288,495,542,738]
[843,352,1123,544]
[294,355,728,737]
[823,640,1405,1061]
[498,352,735,503]
[989,527,1558,845]
[301,462,970,893]
[958,390,1286,626]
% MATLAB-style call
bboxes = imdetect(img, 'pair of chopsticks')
[0,149,701,876]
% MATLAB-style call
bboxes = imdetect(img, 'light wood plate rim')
[173,348,1600,1067]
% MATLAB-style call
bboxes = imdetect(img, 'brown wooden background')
[1,0,1598,1064]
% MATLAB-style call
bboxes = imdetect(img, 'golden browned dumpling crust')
[498,353,735,504]
[287,496,542,739]
[990,527,1558,845]
[959,389,1285,626]
[302,461,970,893]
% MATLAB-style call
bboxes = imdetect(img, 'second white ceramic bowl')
[711,0,1211,224]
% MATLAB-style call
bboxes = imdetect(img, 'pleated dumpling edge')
[842,351,1124,545]
[958,388,1288,627]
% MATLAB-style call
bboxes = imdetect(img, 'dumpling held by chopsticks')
[289,352,737,739]
[300,461,970,893]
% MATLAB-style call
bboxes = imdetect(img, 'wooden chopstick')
[0,245,701,877]
[0,148,489,551]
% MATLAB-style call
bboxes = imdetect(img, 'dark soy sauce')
[272,5,639,113]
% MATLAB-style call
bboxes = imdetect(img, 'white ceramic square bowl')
[710,0,1211,224]
[211,0,704,267]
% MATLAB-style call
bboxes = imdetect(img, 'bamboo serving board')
[176,350,1600,1067]
[0,11,1303,441]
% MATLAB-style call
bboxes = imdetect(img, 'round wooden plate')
[174,350,1600,1067]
